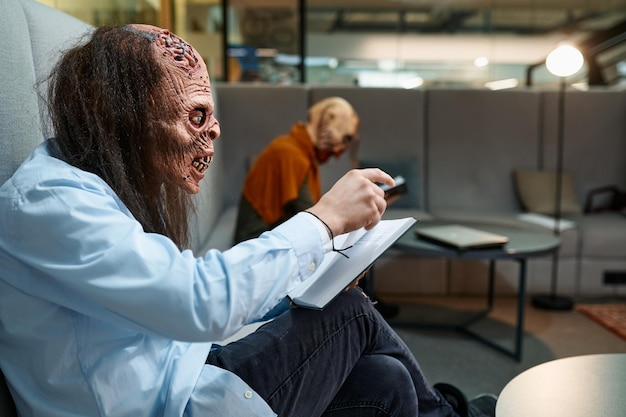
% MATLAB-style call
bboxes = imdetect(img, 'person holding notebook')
[0,24,496,417]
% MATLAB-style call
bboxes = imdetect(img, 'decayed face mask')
[308,98,360,164]
[131,24,221,194]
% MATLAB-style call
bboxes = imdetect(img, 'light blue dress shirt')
[0,140,328,417]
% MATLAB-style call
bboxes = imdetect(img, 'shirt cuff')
[296,212,333,253]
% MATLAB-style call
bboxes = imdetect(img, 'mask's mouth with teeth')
[192,155,211,173]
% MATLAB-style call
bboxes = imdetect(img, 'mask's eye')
[189,108,206,128]
[342,135,355,145]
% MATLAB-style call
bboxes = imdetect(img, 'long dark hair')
[47,25,192,249]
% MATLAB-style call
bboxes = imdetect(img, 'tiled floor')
[384,295,626,355]
[379,295,626,398]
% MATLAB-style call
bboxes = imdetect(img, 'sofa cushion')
[514,169,582,215]
[578,212,626,258]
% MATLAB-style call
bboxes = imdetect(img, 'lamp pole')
[532,76,573,310]
[532,45,583,311]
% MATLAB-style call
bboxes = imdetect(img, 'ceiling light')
[474,57,489,67]
[484,78,519,90]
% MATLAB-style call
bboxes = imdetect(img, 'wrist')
[302,210,333,240]
[302,211,352,258]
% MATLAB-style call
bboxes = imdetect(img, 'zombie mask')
[130,24,221,194]
[306,97,360,164]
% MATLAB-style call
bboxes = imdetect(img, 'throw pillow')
[514,169,582,215]
[360,158,419,209]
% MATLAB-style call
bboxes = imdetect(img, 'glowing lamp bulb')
[545,45,584,77]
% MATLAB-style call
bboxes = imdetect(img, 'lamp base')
[532,294,574,311]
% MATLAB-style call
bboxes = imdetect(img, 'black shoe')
[433,382,468,417]
[467,394,497,417]
[373,300,400,320]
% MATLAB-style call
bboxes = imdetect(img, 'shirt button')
[309,262,316,271]
[244,390,253,399]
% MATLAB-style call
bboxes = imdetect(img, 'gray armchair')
[0,0,91,414]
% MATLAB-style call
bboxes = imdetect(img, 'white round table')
[496,353,626,416]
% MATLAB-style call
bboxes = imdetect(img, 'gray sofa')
[204,84,626,299]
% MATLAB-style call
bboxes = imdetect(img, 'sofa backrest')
[0,0,91,185]
[540,88,626,205]
[425,88,543,213]
[212,83,310,208]
[204,84,626,222]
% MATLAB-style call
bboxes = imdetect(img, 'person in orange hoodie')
[234,96,360,244]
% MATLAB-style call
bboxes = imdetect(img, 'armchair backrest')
[0,0,91,185]
[0,0,91,414]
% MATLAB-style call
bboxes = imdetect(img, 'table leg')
[514,259,527,360]
[487,260,495,310]
[462,258,527,362]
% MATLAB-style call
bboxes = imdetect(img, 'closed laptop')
[415,224,509,250]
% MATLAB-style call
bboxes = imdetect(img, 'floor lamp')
[532,44,584,311]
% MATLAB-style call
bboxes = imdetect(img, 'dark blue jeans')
[207,288,459,417]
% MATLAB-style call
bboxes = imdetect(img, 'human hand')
[344,269,369,291]
[306,168,394,236]
[385,193,402,205]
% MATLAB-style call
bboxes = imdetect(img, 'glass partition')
[36,0,626,88]
[173,0,224,81]
[38,0,160,27]
[224,0,303,83]
[37,0,226,81]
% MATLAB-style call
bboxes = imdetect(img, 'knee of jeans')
[363,355,418,415]
[381,357,417,400]
[341,287,375,311]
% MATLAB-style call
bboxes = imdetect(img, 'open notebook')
[415,224,509,250]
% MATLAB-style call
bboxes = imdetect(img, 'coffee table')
[496,353,626,416]
[389,220,560,361]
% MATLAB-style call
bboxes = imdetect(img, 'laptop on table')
[415,224,509,250]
